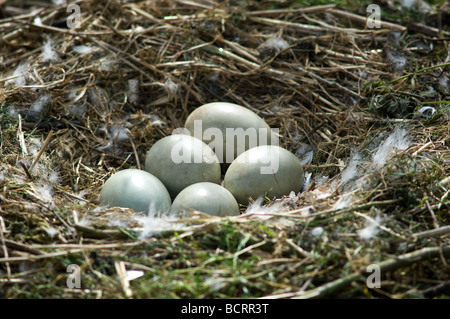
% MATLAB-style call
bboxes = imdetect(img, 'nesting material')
[42,38,59,62]
[370,127,410,168]
[9,62,28,87]
[0,0,449,299]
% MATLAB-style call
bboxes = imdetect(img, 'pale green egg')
[145,134,221,197]
[170,182,240,217]
[184,102,274,164]
[223,145,304,205]
[99,169,171,213]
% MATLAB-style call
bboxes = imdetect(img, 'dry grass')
[0,0,449,299]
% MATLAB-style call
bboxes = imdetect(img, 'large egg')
[145,134,221,197]
[223,145,304,205]
[184,102,274,164]
[170,182,240,217]
[99,169,171,213]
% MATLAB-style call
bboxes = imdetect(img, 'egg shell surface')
[184,102,274,164]
[170,182,240,217]
[99,169,171,213]
[223,145,304,205]
[145,134,221,197]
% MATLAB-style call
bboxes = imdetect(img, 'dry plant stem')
[426,200,440,229]
[0,238,44,256]
[374,246,450,274]
[249,16,332,34]
[233,240,267,268]
[90,37,206,104]
[115,261,133,298]
[74,224,131,240]
[407,21,450,37]
[246,4,336,16]
[0,8,45,24]
[388,62,450,84]
[412,225,450,240]
[17,114,28,157]
[263,245,450,299]
[29,241,148,250]
[29,130,54,173]
[297,66,365,101]
[0,249,83,264]
[251,199,401,219]
[0,217,11,277]
[285,238,312,258]
[0,241,147,264]
[421,281,450,297]
[19,162,32,180]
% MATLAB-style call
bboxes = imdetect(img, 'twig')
[0,238,44,256]
[0,249,83,264]
[203,44,260,70]
[412,225,450,240]
[261,245,450,299]
[285,238,312,258]
[388,62,450,84]
[0,217,11,277]
[421,281,450,298]
[115,261,133,298]
[238,199,400,220]
[29,242,147,250]
[297,66,366,101]
[425,200,440,230]
[29,130,54,173]
[74,224,131,240]
[0,241,147,264]
[127,129,141,170]
[19,162,32,180]
[285,199,401,219]
[407,22,450,38]
[233,240,267,268]
[260,273,362,299]
[16,114,28,157]
[249,16,332,34]
[372,246,450,274]
[246,4,336,16]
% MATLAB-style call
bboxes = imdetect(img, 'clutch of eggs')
[99,102,304,218]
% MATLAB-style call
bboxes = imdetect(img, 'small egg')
[170,182,240,217]
[99,169,171,213]
[184,102,274,164]
[145,134,221,197]
[223,145,304,205]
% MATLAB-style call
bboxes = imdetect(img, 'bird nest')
[0,0,449,299]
